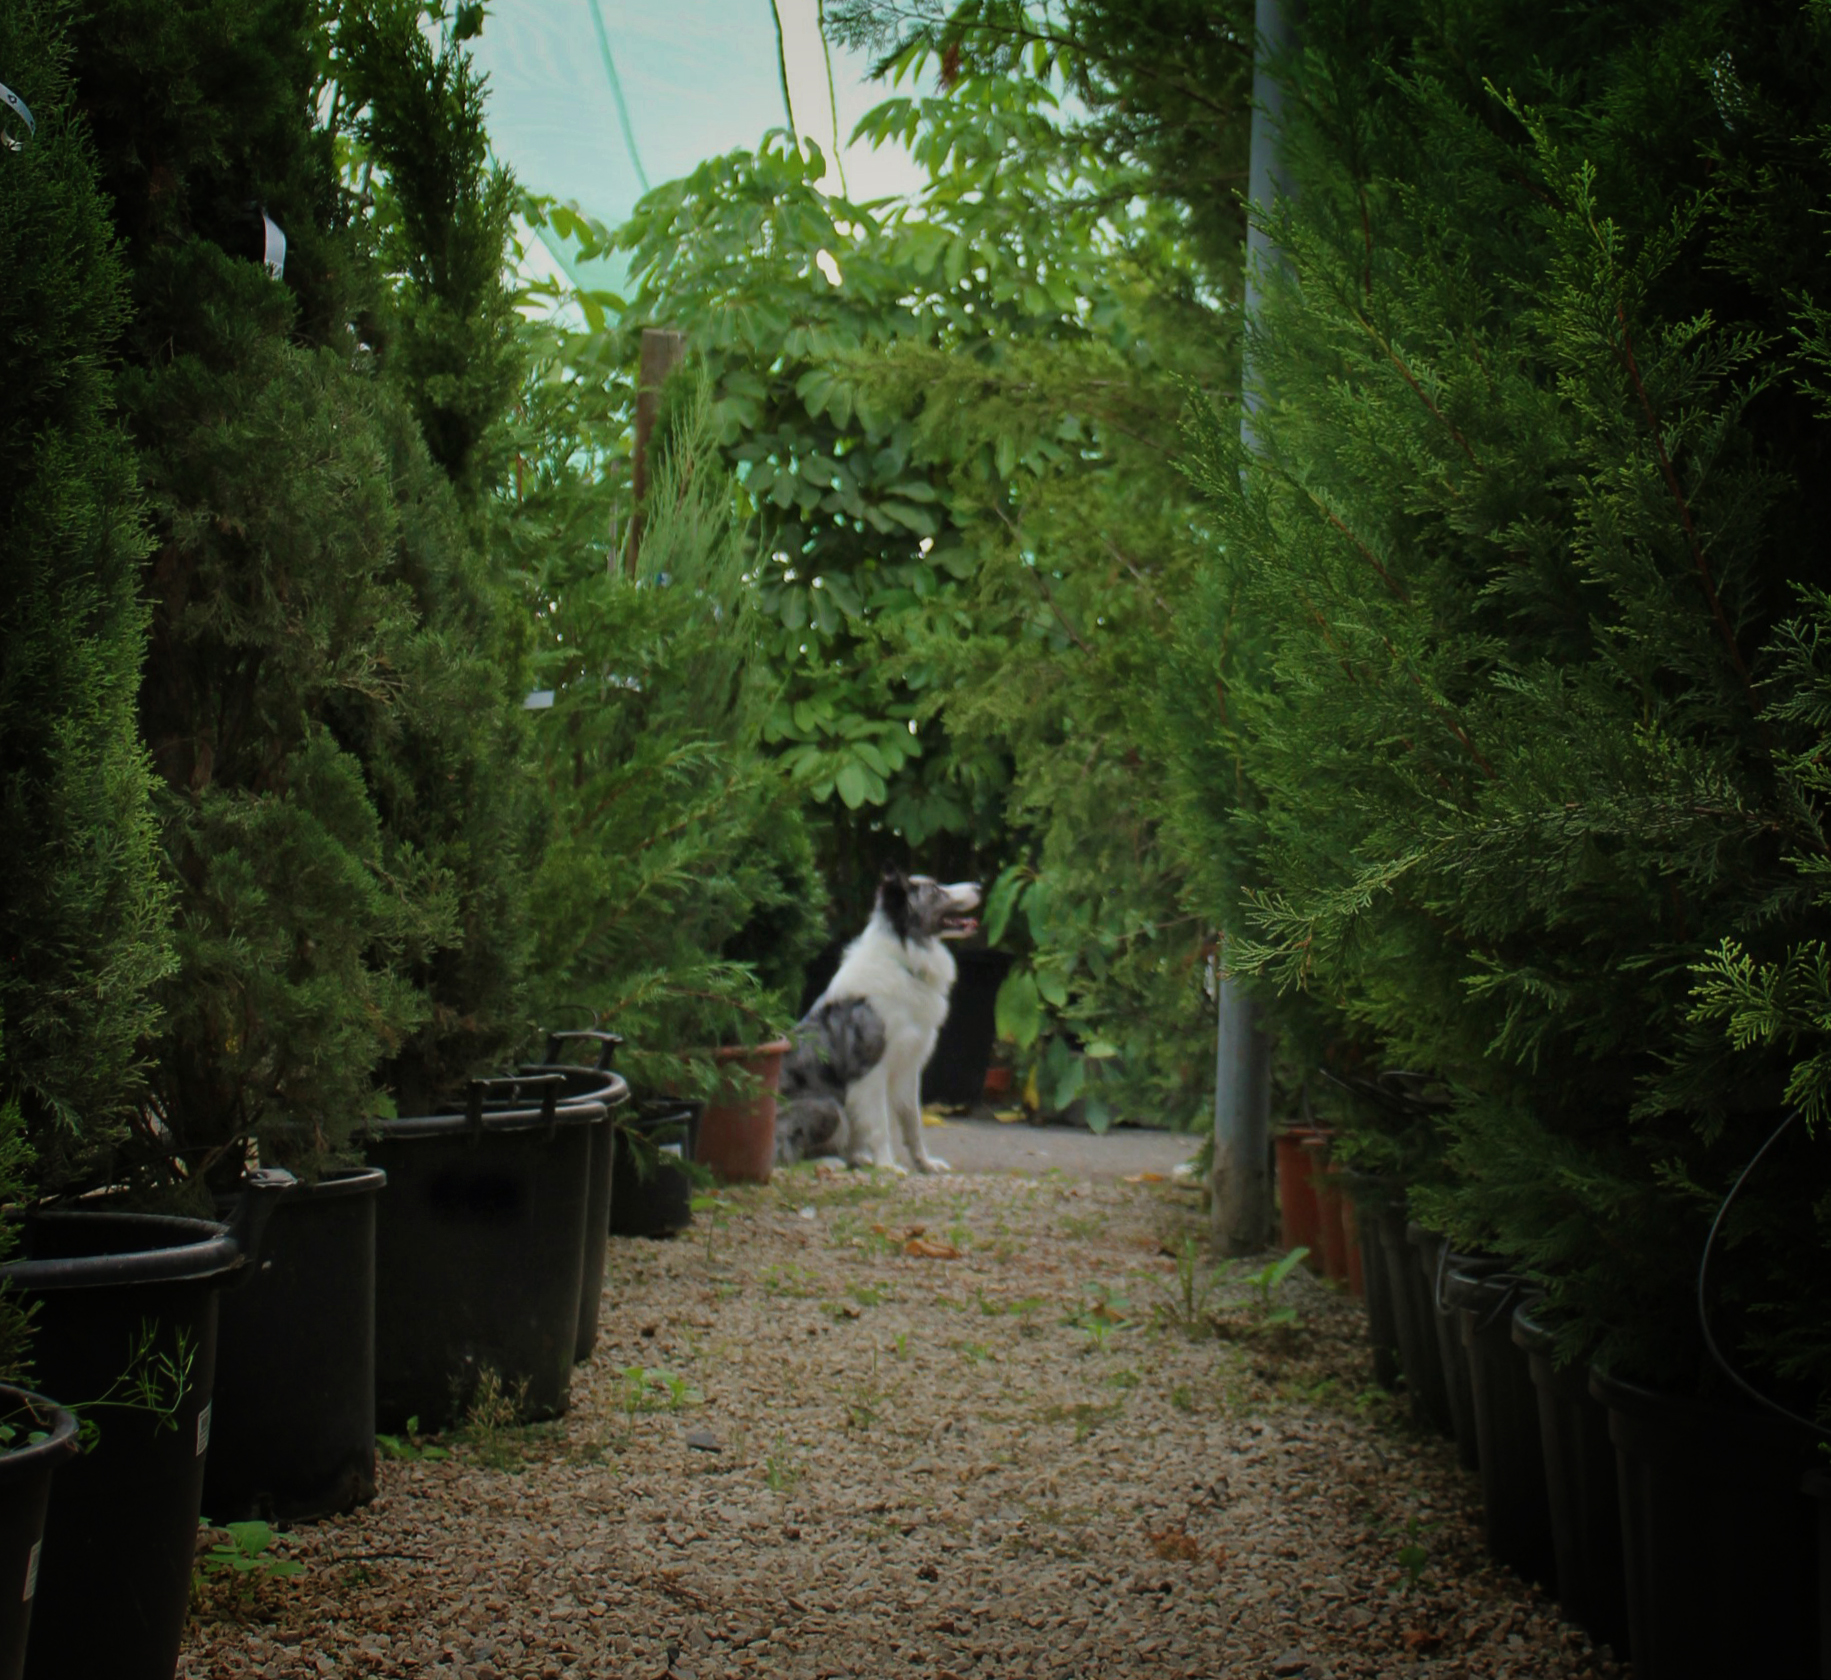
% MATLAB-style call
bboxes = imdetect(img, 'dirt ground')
[180,1157,1625,1680]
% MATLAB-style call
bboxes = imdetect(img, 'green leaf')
[1083,1093,1114,1134]
[983,867,1027,945]
[1035,967,1069,1008]
[995,970,1043,1048]
[835,762,872,809]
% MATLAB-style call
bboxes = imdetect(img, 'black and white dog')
[775,869,983,1173]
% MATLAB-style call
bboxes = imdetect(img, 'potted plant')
[362,1075,608,1433]
[518,380,825,1183]
[1165,4,1831,1669]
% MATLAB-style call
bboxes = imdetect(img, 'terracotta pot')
[1273,1126,1325,1261]
[1304,1136,1351,1283]
[693,1040,790,1184]
[983,1066,1014,1098]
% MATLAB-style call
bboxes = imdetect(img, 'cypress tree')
[1176,0,1831,1396]
[0,0,171,1196]
[63,0,532,1185]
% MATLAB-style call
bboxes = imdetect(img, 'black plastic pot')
[1370,1197,1453,1434]
[1804,1468,1831,1680]
[1338,1171,1401,1390]
[1,1177,289,1680]
[519,1032,631,1362]
[1410,1222,1496,1468]
[1512,1307,1627,1653]
[365,1078,604,1432]
[1450,1272,1555,1588]
[921,948,1015,1107]
[1590,1366,1820,1680]
[203,1167,386,1523]
[0,1388,79,1680]
[611,1101,701,1240]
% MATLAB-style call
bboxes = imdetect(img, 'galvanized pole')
[1211,0,1302,1258]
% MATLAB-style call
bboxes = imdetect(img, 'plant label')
[196,1401,213,1457]
[22,1542,39,1603]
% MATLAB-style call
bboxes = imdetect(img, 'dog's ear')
[877,866,911,940]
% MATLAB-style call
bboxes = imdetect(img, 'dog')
[775,868,983,1173]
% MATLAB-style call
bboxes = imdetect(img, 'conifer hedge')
[62,0,534,1187]
[1177,0,1831,1399]
[0,0,171,1198]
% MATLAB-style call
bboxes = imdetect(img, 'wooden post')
[623,326,687,575]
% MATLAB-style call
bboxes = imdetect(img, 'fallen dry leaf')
[904,1237,961,1259]
[1148,1528,1203,1561]
[1403,1628,1444,1654]
[1124,1171,1166,1184]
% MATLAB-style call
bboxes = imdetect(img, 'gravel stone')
[181,1167,1619,1680]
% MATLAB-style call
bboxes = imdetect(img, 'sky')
[470,0,929,295]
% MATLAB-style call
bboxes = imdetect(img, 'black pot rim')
[282,1164,388,1200]
[1588,1363,1830,1450]
[0,1384,80,1482]
[623,1097,701,1130]
[215,1166,388,1213]
[1511,1300,1560,1356]
[516,1067,632,1111]
[366,1097,608,1142]
[0,1208,241,1290]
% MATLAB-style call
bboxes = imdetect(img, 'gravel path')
[182,1168,1624,1680]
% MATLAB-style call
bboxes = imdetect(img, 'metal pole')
[1211,0,1302,1257]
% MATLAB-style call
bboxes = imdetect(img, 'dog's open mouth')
[939,910,980,940]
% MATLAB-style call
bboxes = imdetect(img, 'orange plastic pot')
[1304,1137,1351,1283]
[1273,1126,1325,1260]
[693,1040,790,1184]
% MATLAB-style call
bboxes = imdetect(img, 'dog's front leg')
[893,1034,949,1173]
[843,1062,901,1173]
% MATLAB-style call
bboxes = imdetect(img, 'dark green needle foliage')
[1176,0,1831,1396]
[0,0,172,1195]
[520,382,826,1091]
[331,0,538,1114]
[62,0,531,1187]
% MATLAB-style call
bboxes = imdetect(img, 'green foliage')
[55,0,537,1185]
[375,1414,450,1461]
[1241,1248,1308,1330]
[200,1520,304,1584]
[0,0,172,1193]
[1174,0,1831,1394]
[521,385,826,1078]
[329,0,538,1112]
[531,6,1252,1124]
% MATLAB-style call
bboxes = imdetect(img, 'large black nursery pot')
[1,1175,290,1680]
[1338,1170,1401,1390]
[1804,1468,1831,1680]
[610,1100,701,1240]
[921,947,1015,1107]
[1409,1221,1496,1467]
[366,1077,604,1433]
[1590,1366,1821,1680]
[0,1389,79,1680]
[1371,1197,1454,1433]
[1449,1271,1555,1590]
[1512,1306,1628,1654]
[518,1031,630,1362]
[204,1166,387,1523]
